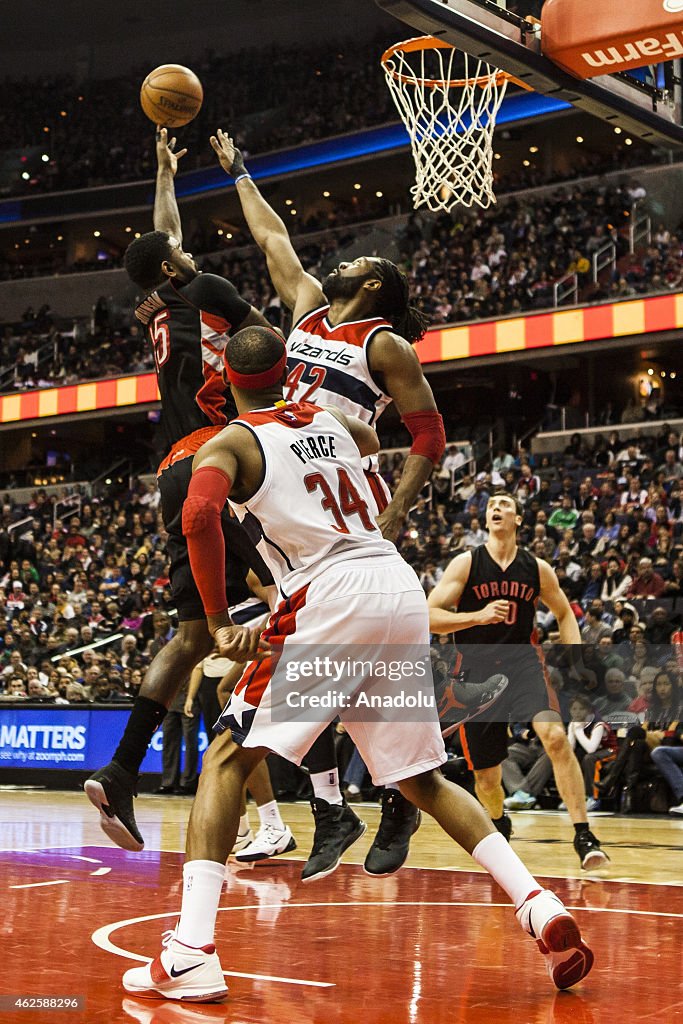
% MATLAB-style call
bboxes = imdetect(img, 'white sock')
[237,813,250,836]
[471,832,540,909]
[257,799,285,831]
[310,768,343,805]
[177,860,226,948]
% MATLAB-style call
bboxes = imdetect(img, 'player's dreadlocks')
[372,258,431,345]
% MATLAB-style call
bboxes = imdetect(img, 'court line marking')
[92,896,683,986]
[92,910,336,988]
[9,848,111,878]
[5,842,682,887]
[10,879,70,889]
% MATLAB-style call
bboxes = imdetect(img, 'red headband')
[225,351,287,390]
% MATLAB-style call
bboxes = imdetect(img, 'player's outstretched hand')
[210,128,247,179]
[156,126,187,175]
[213,623,270,662]
[477,600,509,625]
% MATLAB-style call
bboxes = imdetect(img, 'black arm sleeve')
[187,273,253,331]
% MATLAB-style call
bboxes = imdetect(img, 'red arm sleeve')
[182,465,233,617]
[401,409,446,464]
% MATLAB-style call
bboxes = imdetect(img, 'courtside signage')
[0,707,208,773]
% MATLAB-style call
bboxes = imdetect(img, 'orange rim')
[380,35,531,91]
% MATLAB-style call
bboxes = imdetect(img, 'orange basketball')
[140,64,203,128]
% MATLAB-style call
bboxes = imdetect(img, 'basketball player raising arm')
[209,129,446,544]
[84,128,283,857]
[210,130,445,880]
[153,126,187,240]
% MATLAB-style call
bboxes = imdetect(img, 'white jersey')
[228,402,395,597]
[285,305,393,426]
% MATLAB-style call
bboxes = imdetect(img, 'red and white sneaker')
[515,889,594,990]
[122,930,228,1003]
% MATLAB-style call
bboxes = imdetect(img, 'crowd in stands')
[3,177,682,396]
[2,418,683,809]
[1,26,650,206]
[0,37,396,200]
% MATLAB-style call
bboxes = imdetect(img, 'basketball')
[140,64,203,128]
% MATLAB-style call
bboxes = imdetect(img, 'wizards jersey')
[284,306,393,426]
[228,401,394,597]
[135,273,251,454]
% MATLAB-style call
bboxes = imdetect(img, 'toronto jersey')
[456,545,541,646]
[135,273,251,454]
[228,402,395,597]
[285,306,393,426]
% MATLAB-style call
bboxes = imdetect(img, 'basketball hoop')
[381,36,519,212]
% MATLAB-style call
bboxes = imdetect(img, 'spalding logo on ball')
[140,64,203,128]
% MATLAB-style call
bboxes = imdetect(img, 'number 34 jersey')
[285,306,393,425]
[228,402,395,597]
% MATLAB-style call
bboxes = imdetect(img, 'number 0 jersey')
[455,544,541,645]
[228,401,394,597]
[135,273,252,455]
[285,306,393,425]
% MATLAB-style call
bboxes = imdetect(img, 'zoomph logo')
[664,1,683,13]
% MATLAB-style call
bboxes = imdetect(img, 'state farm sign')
[542,0,683,79]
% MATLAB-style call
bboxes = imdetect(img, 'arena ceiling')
[1,1,394,76]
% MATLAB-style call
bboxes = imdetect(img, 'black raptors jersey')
[135,273,252,454]
[456,545,540,645]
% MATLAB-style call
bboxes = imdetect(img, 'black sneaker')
[437,673,509,738]
[363,789,421,877]
[492,812,513,842]
[301,798,366,882]
[84,760,144,852]
[573,828,609,870]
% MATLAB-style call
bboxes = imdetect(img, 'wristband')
[234,173,252,185]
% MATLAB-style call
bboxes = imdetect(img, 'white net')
[381,38,509,212]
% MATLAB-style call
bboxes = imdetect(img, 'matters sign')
[0,707,208,772]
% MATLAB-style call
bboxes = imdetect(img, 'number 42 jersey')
[284,305,393,425]
[228,402,395,597]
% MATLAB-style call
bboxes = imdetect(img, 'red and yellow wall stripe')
[1,292,682,426]
[415,291,683,364]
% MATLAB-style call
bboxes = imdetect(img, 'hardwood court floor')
[2,791,682,1024]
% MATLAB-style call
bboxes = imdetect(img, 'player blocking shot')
[121,326,594,1002]
[210,128,447,878]
[84,128,290,854]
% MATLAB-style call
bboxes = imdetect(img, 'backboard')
[375,0,683,150]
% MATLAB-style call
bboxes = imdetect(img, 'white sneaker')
[503,790,537,810]
[515,889,594,990]
[122,931,228,1003]
[669,801,683,815]
[234,823,296,862]
[230,828,254,855]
